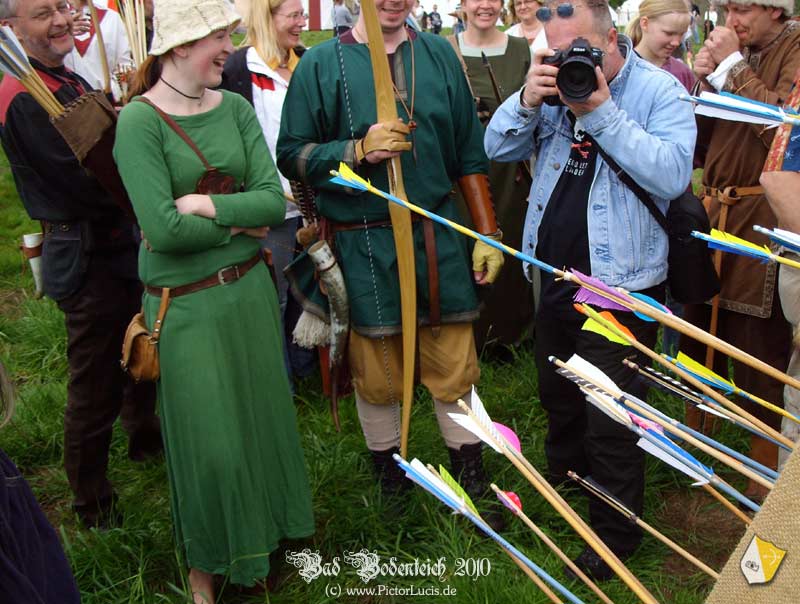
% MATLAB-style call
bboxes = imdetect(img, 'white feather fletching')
[697,404,731,420]
[581,387,632,426]
[408,458,461,502]
[636,438,709,485]
[567,354,621,396]
[464,386,508,448]
[448,412,504,453]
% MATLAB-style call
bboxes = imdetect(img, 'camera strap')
[589,137,669,233]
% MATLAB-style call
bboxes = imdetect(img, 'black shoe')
[565,546,632,583]
[75,495,123,530]
[370,447,412,497]
[448,443,506,532]
[128,425,164,463]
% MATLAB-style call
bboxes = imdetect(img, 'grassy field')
[0,32,745,604]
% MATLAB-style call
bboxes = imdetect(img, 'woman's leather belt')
[145,252,262,298]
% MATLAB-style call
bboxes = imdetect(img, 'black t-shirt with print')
[537,113,597,308]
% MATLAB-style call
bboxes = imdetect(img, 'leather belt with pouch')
[122,252,264,382]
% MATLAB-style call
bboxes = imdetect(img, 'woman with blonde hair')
[505,0,546,51]
[627,0,696,90]
[221,0,312,382]
[114,1,314,601]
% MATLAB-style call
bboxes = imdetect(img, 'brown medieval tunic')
[684,22,799,470]
[698,21,800,316]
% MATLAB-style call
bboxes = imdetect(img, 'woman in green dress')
[113,2,314,602]
[450,0,533,357]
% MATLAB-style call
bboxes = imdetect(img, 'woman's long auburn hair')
[129,55,163,97]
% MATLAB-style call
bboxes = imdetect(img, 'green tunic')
[458,34,534,349]
[277,32,489,336]
[113,91,314,585]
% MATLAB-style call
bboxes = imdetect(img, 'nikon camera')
[542,37,604,106]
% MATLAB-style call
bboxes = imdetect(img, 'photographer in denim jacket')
[485,0,695,580]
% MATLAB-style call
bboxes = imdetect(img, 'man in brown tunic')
[687,0,799,499]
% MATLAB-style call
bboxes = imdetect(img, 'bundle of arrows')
[692,228,800,270]
[550,352,767,513]
[445,389,660,603]
[118,0,148,68]
[393,454,586,604]
[0,26,63,117]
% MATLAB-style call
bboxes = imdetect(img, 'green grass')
[0,97,747,603]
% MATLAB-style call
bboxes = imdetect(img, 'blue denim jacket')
[484,37,696,291]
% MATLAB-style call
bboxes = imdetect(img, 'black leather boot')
[370,447,412,497]
[448,443,506,532]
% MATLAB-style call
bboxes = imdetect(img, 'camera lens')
[556,57,597,103]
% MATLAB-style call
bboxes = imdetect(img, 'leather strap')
[423,218,441,337]
[21,242,42,259]
[328,213,421,233]
[135,97,213,171]
[590,140,669,232]
[145,253,262,299]
[700,185,764,206]
[150,287,171,344]
[446,34,478,102]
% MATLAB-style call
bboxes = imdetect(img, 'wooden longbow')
[361,0,417,458]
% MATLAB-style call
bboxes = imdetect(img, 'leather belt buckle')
[217,264,240,285]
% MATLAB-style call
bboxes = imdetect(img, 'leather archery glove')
[457,174,504,284]
[473,231,504,285]
[356,119,413,164]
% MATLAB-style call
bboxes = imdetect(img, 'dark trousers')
[56,261,160,512]
[534,284,663,554]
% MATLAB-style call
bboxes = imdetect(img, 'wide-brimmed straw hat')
[150,0,241,56]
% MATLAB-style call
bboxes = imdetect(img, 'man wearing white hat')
[686,0,800,501]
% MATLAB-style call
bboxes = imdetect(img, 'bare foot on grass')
[189,568,215,604]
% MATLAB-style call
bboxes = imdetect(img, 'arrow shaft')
[493,485,616,604]
[456,401,660,604]
[621,397,776,488]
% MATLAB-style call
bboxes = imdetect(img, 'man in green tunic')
[277,0,505,526]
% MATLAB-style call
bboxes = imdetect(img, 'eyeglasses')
[273,11,308,21]
[9,2,71,22]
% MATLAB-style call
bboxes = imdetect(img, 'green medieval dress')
[456,33,534,350]
[113,91,314,585]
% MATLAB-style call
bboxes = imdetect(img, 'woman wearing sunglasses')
[449,0,534,355]
[626,0,695,91]
[506,0,548,51]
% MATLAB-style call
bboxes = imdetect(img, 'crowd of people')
[1,0,799,602]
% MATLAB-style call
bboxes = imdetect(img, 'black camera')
[541,37,604,106]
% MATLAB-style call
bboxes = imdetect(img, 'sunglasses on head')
[536,1,606,22]
[536,3,574,21]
